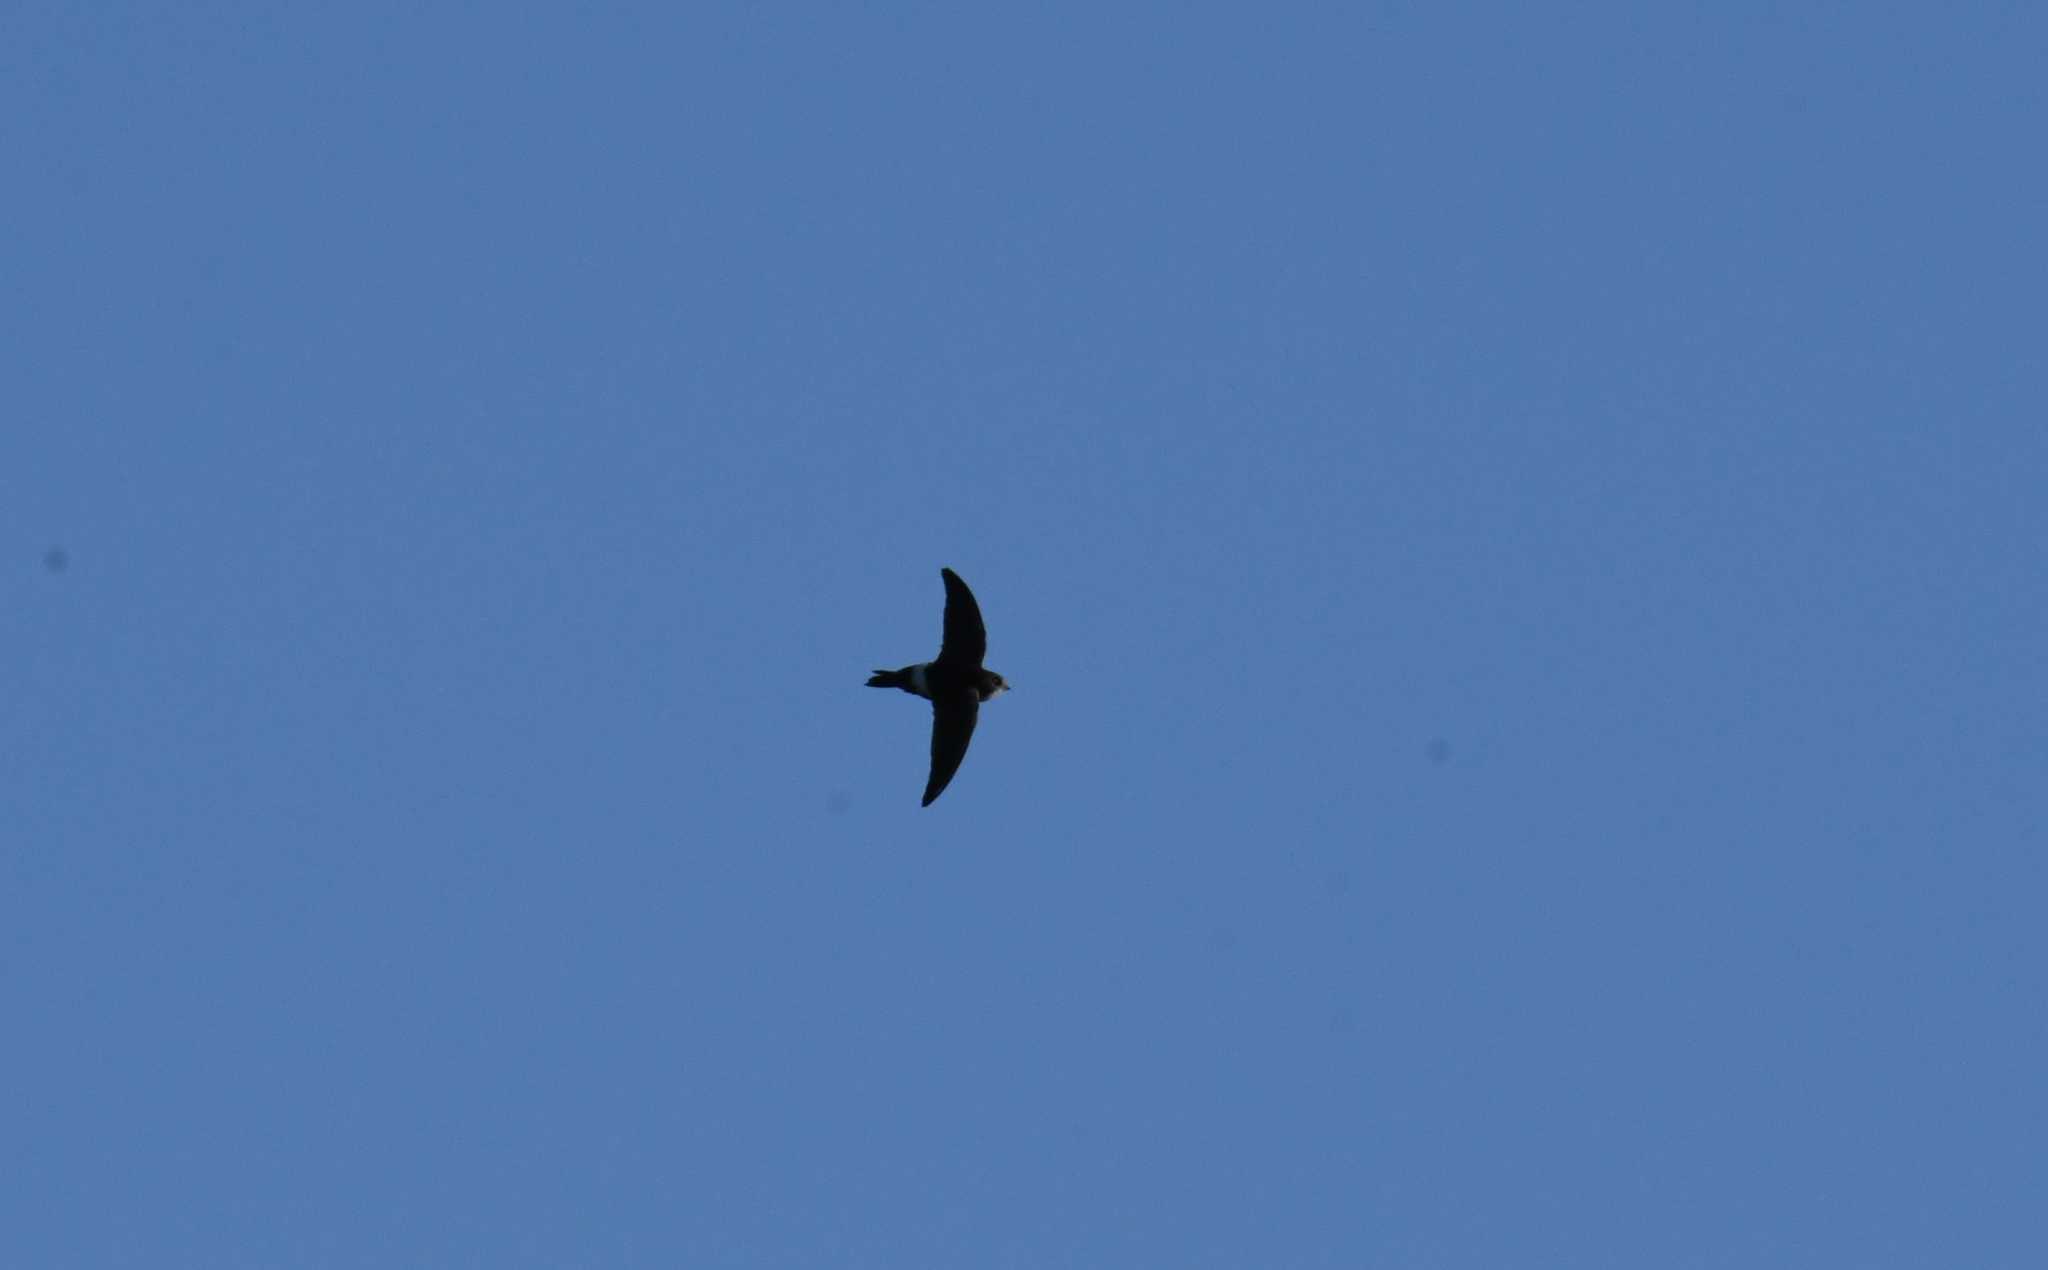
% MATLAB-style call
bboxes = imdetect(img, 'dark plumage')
[867,568,1010,806]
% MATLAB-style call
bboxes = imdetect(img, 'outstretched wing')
[923,688,981,806]
[936,567,987,669]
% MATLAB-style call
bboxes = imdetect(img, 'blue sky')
[5,4,2044,1266]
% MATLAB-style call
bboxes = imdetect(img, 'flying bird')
[867,567,1010,806]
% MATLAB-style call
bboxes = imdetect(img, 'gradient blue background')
[6,5,2043,1266]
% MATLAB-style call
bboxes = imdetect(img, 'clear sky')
[6,5,2043,1266]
